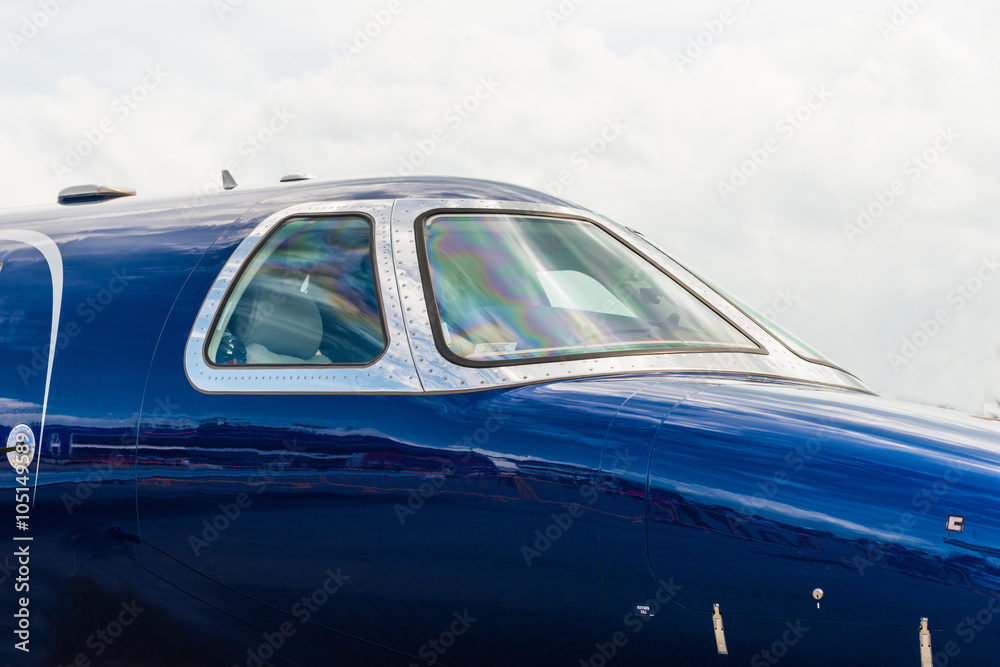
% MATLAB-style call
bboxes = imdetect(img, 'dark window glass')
[208,216,386,366]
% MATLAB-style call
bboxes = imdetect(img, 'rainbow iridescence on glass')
[423,214,757,362]
[209,216,386,366]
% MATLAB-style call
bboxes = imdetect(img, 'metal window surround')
[186,198,869,395]
[391,199,868,394]
[185,201,421,394]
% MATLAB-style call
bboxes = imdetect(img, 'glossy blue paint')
[1,177,999,665]
[647,383,1000,626]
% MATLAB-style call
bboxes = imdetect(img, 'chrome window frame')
[185,201,422,394]
[413,209,765,368]
[202,212,389,370]
[390,199,869,394]
[186,198,869,395]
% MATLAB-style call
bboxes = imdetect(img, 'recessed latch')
[919,617,932,667]
[813,588,824,609]
[713,603,728,655]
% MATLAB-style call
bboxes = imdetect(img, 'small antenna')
[221,170,238,190]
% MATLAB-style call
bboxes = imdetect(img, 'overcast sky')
[1,0,997,413]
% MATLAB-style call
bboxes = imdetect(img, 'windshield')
[421,214,759,363]
[696,276,840,368]
[627,228,843,370]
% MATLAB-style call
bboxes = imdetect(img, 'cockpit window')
[420,214,758,364]
[694,277,842,369]
[206,215,386,366]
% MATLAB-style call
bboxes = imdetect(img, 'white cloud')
[0,0,997,411]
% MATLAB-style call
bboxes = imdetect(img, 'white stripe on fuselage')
[0,230,63,503]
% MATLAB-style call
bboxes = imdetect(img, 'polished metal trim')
[7,424,35,471]
[188,197,869,395]
[389,200,426,392]
[201,211,389,370]
[414,209,766,369]
[919,617,932,667]
[713,604,729,655]
[391,198,869,394]
[184,201,422,394]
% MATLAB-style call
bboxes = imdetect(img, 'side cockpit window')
[206,215,387,367]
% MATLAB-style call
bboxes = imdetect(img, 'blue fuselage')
[2,177,999,666]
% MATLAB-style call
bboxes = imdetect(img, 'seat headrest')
[232,282,323,361]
